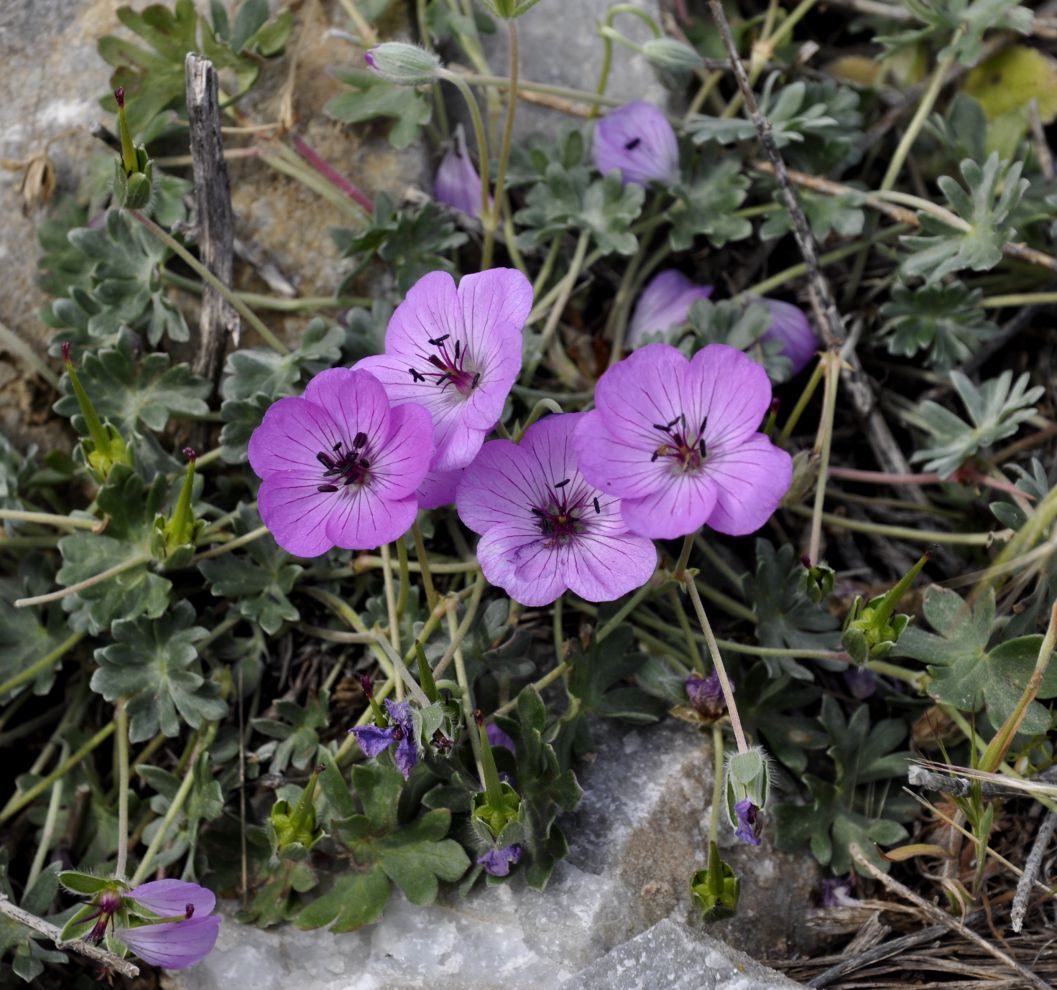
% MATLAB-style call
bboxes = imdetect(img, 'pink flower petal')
[323,487,419,550]
[593,101,680,186]
[128,880,215,920]
[475,522,570,607]
[369,402,435,501]
[117,915,220,970]
[257,474,341,558]
[627,270,713,349]
[619,470,719,540]
[247,396,342,477]
[704,434,793,536]
[303,368,391,447]
[562,529,657,603]
[686,343,772,447]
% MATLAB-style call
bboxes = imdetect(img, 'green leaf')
[0,560,71,698]
[252,690,328,773]
[54,337,209,437]
[878,281,995,369]
[666,151,751,251]
[325,69,432,149]
[760,187,865,241]
[221,320,344,401]
[294,866,391,932]
[565,624,667,723]
[219,393,272,465]
[375,809,469,904]
[55,467,172,634]
[899,154,1028,284]
[199,505,302,635]
[910,369,1043,477]
[742,540,842,679]
[894,585,1057,732]
[333,193,467,294]
[351,762,404,832]
[685,299,792,382]
[91,600,226,741]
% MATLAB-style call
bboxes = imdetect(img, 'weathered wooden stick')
[0,895,140,979]
[185,53,239,388]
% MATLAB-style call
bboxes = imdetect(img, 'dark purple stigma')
[316,436,373,490]
[531,480,591,544]
[650,411,708,471]
[413,335,479,396]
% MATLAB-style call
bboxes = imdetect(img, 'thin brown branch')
[850,844,1052,990]
[1012,810,1057,933]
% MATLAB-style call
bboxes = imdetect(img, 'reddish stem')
[290,136,373,213]
[828,465,1034,500]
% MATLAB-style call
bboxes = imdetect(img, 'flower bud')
[269,774,324,855]
[434,124,485,217]
[113,88,154,210]
[364,42,441,85]
[724,746,771,845]
[156,446,200,557]
[593,100,680,187]
[758,298,819,376]
[61,344,129,481]
[642,37,704,73]
[691,841,740,920]
[842,551,929,665]
[627,270,713,349]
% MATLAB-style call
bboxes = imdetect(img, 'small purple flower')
[354,269,532,473]
[733,798,761,846]
[116,916,221,971]
[486,722,516,752]
[759,298,818,376]
[821,877,860,908]
[126,879,215,919]
[573,343,792,540]
[349,699,419,779]
[842,666,876,700]
[627,270,713,348]
[685,670,726,717]
[478,844,522,877]
[248,369,433,557]
[456,413,657,607]
[435,124,484,217]
[593,101,679,186]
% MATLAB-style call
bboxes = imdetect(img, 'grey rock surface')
[166,720,814,990]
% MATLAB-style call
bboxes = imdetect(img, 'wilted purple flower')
[593,101,679,186]
[733,797,761,846]
[627,270,713,348]
[248,369,433,557]
[821,877,860,908]
[759,297,818,376]
[349,698,419,779]
[478,844,522,877]
[573,343,792,540]
[685,670,726,717]
[435,124,484,217]
[842,666,876,700]
[486,722,516,752]
[116,916,221,971]
[456,413,657,607]
[354,269,532,472]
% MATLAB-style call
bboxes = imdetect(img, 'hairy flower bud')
[364,42,441,85]
[642,37,704,72]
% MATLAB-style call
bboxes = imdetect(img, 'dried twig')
[0,896,140,979]
[850,844,1052,990]
[1012,810,1057,934]
[185,53,239,389]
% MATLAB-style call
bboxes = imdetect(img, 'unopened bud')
[363,42,441,85]
[642,37,704,72]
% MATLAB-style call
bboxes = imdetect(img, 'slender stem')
[552,597,564,659]
[514,398,564,442]
[0,723,116,825]
[525,230,591,381]
[808,352,841,565]
[0,631,84,698]
[380,544,402,700]
[337,0,378,45]
[161,270,368,311]
[396,539,410,621]
[438,70,492,222]
[0,510,97,530]
[673,533,696,581]
[130,724,217,885]
[983,291,1057,308]
[786,504,1000,545]
[0,896,139,978]
[456,71,633,112]
[190,525,269,563]
[709,722,724,844]
[448,607,485,786]
[532,237,562,299]
[0,320,60,390]
[290,135,373,214]
[15,554,151,609]
[26,750,65,889]
[669,587,703,671]
[492,663,570,718]
[412,521,438,611]
[717,639,847,661]
[483,21,519,269]
[684,577,748,753]
[777,356,824,445]
[432,575,486,680]
[114,702,130,880]
[695,579,757,624]
[130,210,288,354]
[879,40,960,193]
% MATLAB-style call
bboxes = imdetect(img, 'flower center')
[530,479,601,546]
[407,334,480,397]
[315,432,372,492]
[650,414,708,473]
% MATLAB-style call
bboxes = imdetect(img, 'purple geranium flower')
[456,413,657,607]
[573,343,792,540]
[248,369,433,557]
[627,270,713,348]
[486,722,516,752]
[821,877,860,908]
[126,879,216,919]
[685,670,726,717]
[478,844,522,877]
[349,699,419,779]
[759,297,818,376]
[354,269,532,473]
[435,124,484,216]
[593,101,679,186]
[117,916,221,971]
[733,797,761,846]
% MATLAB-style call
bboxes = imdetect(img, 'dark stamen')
[316,452,334,469]
[530,508,547,518]
[409,367,425,382]
[698,439,707,458]
[651,450,660,462]
[454,340,461,360]
[428,335,450,346]
[360,459,370,468]
[317,484,338,493]
[700,417,708,434]
[427,355,446,370]
[353,431,367,449]
[667,417,680,429]
[554,478,570,489]
[593,497,600,514]
[653,422,670,433]
[333,442,343,452]
[471,372,481,389]
[624,137,642,150]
